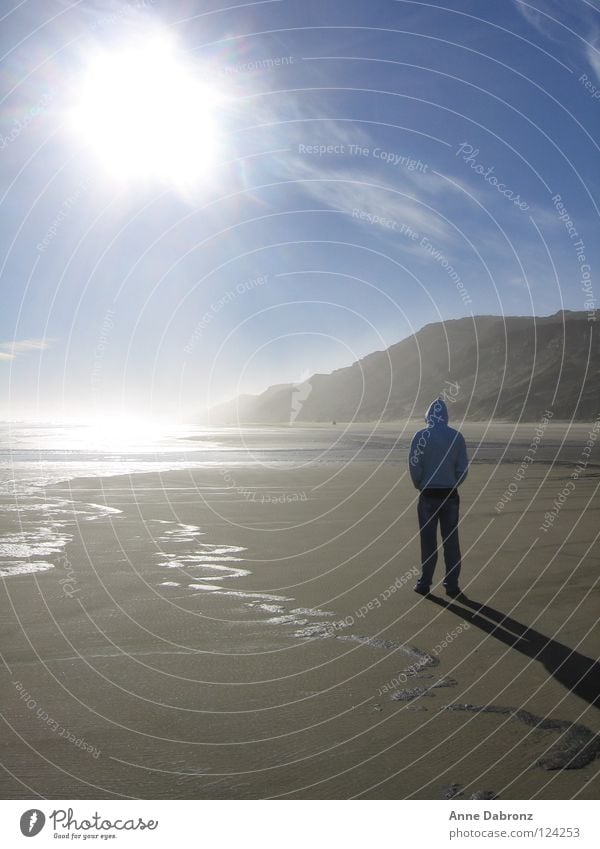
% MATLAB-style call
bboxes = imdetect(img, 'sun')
[68,33,224,189]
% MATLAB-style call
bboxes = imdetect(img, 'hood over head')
[425,397,449,426]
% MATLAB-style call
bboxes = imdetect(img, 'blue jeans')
[416,491,461,590]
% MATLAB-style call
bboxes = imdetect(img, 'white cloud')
[512,0,569,41]
[291,166,451,242]
[514,0,600,82]
[275,118,459,242]
[0,338,53,361]
[585,36,600,82]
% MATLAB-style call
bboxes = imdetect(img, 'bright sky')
[0,0,598,420]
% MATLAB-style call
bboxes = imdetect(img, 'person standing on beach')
[408,397,468,598]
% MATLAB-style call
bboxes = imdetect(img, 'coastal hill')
[209,311,599,423]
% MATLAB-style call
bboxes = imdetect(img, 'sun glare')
[66,416,177,451]
[69,33,224,188]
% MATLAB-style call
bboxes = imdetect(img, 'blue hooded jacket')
[408,398,468,491]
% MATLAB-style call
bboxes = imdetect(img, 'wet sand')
[1,424,599,799]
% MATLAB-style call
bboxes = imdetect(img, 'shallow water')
[0,423,339,636]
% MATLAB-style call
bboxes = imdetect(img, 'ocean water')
[0,421,343,637]
[0,419,415,576]
[0,419,417,505]
[0,418,563,583]
[0,421,221,578]
[0,420,388,583]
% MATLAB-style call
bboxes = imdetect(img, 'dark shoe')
[414,585,431,596]
[445,587,464,599]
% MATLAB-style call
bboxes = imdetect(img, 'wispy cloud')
[514,0,600,80]
[585,35,600,81]
[512,0,577,41]
[0,338,53,361]
[274,120,462,242]
[290,165,451,242]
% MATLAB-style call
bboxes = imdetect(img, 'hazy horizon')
[1,305,591,424]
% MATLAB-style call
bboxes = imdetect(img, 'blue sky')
[0,0,599,420]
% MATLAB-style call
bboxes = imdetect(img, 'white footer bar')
[0,800,596,848]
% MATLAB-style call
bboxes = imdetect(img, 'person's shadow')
[427,594,600,708]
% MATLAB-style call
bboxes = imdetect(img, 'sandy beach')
[1,423,599,799]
